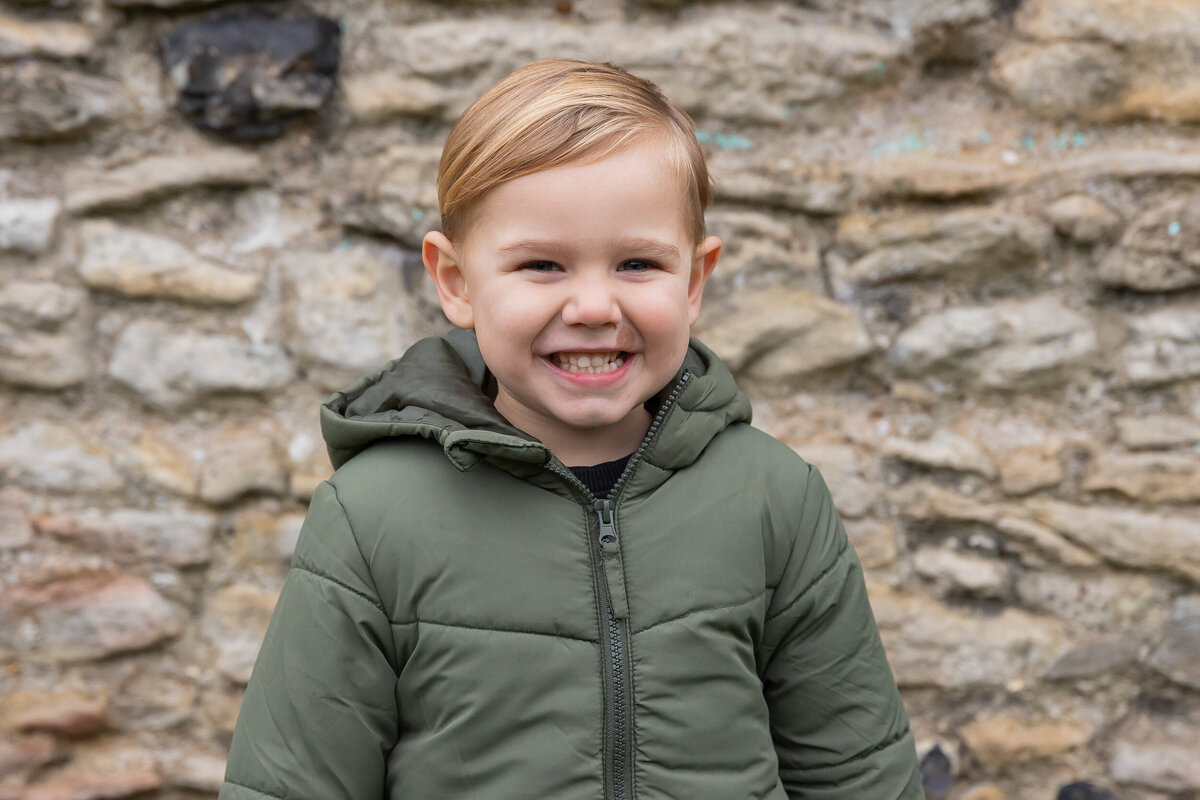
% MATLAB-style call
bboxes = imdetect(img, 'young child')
[219,58,922,800]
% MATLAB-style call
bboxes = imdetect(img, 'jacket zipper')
[543,370,692,800]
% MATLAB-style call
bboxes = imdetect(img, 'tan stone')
[843,519,898,569]
[1083,451,1200,503]
[202,584,279,684]
[1027,498,1200,582]
[863,155,1034,201]
[1116,413,1200,449]
[0,733,61,778]
[34,508,215,566]
[1016,568,1173,632]
[1111,710,1200,792]
[0,280,90,391]
[197,426,288,505]
[993,516,1101,568]
[997,445,1063,494]
[1045,194,1122,243]
[24,768,162,800]
[0,690,107,738]
[0,421,123,494]
[882,431,996,477]
[0,13,93,59]
[796,444,874,518]
[333,144,441,248]
[343,72,448,120]
[66,149,266,213]
[0,487,32,550]
[0,62,130,141]
[913,546,1010,598]
[1144,595,1200,690]
[1121,305,1200,386]
[122,432,198,496]
[960,714,1093,769]
[233,510,304,568]
[1098,195,1200,291]
[885,480,998,524]
[960,785,1012,800]
[711,154,855,215]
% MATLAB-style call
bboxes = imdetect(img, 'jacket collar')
[321,328,751,479]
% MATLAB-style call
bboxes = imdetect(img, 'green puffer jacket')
[219,329,922,800]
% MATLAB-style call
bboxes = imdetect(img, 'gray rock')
[1098,195,1200,291]
[889,295,1098,389]
[0,488,32,550]
[0,280,90,390]
[1083,451,1200,503]
[835,207,1051,286]
[66,149,267,213]
[1121,305,1200,386]
[882,431,997,477]
[0,421,123,494]
[1144,595,1200,690]
[0,12,93,59]
[0,197,61,255]
[202,583,278,684]
[108,319,293,409]
[280,247,412,391]
[709,153,855,215]
[705,209,822,293]
[197,427,288,505]
[1046,636,1142,680]
[1028,497,1200,584]
[913,545,1011,598]
[863,155,1034,202]
[335,145,441,247]
[0,61,130,140]
[695,288,875,381]
[1045,194,1122,243]
[34,508,215,566]
[77,220,262,304]
[1115,413,1200,449]
[1015,568,1172,633]
[1110,710,1200,792]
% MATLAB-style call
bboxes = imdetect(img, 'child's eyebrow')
[498,237,680,262]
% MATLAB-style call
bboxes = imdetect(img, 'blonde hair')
[437,58,713,246]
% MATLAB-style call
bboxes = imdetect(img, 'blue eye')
[519,261,560,272]
[619,260,657,272]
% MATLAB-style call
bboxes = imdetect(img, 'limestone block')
[993,516,1100,568]
[0,690,108,738]
[1110,710,1200,792]
[794,443,875,518]
[1045,194,1122,243]
[33,508,215,566]
[882,431,996,477]
[197,426,288,505]
[0,568,185,662]
[0,279,90,389]
[0,421,123,494]
[1143,594,1200,690]
[0,733,60,780]
[23,766,162,800]
[107,670,196,732]
[0,61,130,140]
[960,714,1093,770]
[343,72,448,121]
[842,519,898,569]
[1046,636,1141,680]
[869,582,1069,688]
[0,488,32,550]
[997,445,1063,494]
[202,583,279,684]
[1083,451,1200,503]
[77,220,262,304]
[108,319,293,409]
[708,152,855,215]
[885,480,997,524]
[0,12,93,59]
[233,510,304,568]
[1121,305,1200,385]
[66,148,266,213]
[1115,413,1200,449]
[1099,195,1200,292]
[888,295,1098,390]
[994,0,1200,123]
[704,209,822,292]
[161,751,228,792]
[835,207,1050,286]
[334,145,441,247]
[863,155,1034,202]
[0,197,60,255]
[913,546,1010,598]
[1016,568,1174,632]
[695,288,874,381]
[279,247,412,391]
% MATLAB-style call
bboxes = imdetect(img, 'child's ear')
[422,231,474,329]
[687,235,721,326]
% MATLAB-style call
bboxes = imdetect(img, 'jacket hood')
[320,328,752,475]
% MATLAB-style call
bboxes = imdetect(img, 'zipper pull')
[595,499,617,545]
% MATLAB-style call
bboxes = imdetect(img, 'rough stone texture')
[0,733,61,780]
[886,480,998,525]
[1115,414,1200,449]
[0,280,90,390]
[0,568,184,662]
[0,488,33,550]
[882,431,996,477]
[0,13,93,59]
[1143,595,1200,690]
[696,289,874,380]
[709,152,855,215]
[993,516,1101,569]
[995,0,1200,123]
[863,156,1034,202]
[0,421,123,494]
[959,714,1094,770]
[796,444,875,518]
[1083,451,1200,503]
[197,426,288,505]
[202,583,278,684]
[1098,195,1200,291]
[1044,194,1122,243]
[1110,710,1200,792]
[77,220,263,304]
[913,546,1010,598]
[842,518,899,570]
[233,510,303,568]
[1016,569,1173,633]
[33,509,215,566]
[834,208,1051,287]
[996,445,1063,495]
[0,197,60,255]
[870,581,1069,689]
[0,690,108,738]
[705,209,822,293]
[65,149,267,213]
[1121,305,1200,386]
[889,295,1098,390]
[109,320,293,409]
[0,61,130,140]
[1046,636,1142,680]
[22,766,162,800]
[280,247,412,390]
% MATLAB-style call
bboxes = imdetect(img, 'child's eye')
[618,260,659,272]
[518,261,561,272]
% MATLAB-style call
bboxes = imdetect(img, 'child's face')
[423,140,721,457]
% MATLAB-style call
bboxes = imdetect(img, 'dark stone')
[159,7,340,139]
[919,744,954,799]
[1057,782,1121,800]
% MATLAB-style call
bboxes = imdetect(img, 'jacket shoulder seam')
[797,725,912,774]
[221,779,286,800]
[325,480,392,623]
[290,560,388,617]
[764,539,849,624]
[631,589,769,635]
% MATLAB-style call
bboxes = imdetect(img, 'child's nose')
[561,276,621,327]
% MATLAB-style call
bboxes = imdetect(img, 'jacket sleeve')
[219,480,400,800]
[759,463,922,800]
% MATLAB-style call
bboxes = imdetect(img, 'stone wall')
[2,0,1199,798]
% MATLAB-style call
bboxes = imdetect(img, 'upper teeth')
[553,352,625,373]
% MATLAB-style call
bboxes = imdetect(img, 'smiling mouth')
[549,351,628,374]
